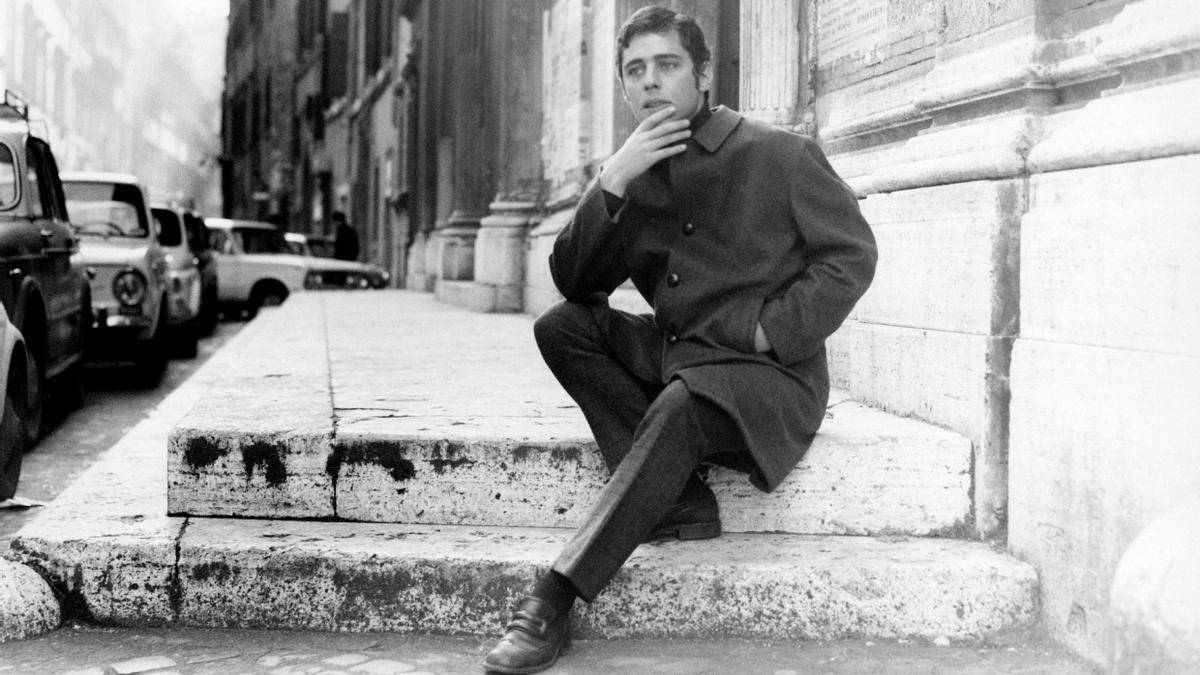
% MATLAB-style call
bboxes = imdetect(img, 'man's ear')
[697,60,713,93]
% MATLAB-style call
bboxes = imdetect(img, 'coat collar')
[692,105,741,153]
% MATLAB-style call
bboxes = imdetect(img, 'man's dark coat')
[549,106,878,492]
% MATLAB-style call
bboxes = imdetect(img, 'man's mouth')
[643,100,671,111]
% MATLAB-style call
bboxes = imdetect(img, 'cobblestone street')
[0,624,1094,675]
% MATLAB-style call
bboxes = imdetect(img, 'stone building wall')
[809,0,1199,665]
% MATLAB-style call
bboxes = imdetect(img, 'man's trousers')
[533,299,750,602]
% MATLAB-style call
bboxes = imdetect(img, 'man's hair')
[615,6,711,82]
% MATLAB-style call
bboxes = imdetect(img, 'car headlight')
[304,271,323,289]
[113,270,148,307]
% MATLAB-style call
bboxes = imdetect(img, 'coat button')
[667,333,679,345]
[666,273,680,287]
[682,222,695,235]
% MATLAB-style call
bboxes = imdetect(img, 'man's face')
[620,29,711,124]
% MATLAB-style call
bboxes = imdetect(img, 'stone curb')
[0,557,60,642]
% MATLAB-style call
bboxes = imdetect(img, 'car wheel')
[54,298,91,412]
[21,342,44,449]
[54,360,87,412]
[1,378,25,500]
[134,303,169,387]
[248,284,288,319]
[197,286,218,336]
[174,320,199,359]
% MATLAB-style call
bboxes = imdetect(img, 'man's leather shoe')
[646,480,721,542]
[483,596,571,674]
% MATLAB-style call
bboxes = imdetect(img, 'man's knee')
[647,381,742,459]
[533,300,596,355]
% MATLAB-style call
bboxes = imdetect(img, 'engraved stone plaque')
[817,0,889,63]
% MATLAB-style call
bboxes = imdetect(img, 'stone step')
[14,500,1038,640]
[167,292,973,536]
[9,290,1035,643]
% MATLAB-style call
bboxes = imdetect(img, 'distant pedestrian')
[332,211,359,261]
[483,6,877,674]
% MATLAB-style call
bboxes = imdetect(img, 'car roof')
[204,217,278,231]
[0,115,27,137]
[60,171,143,186]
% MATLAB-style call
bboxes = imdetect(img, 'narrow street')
[0,319,245,548]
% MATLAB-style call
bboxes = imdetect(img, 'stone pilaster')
[432,0,495,302]
[1008,0,1200,664]
[739,0,804,127]
[814,0,1062,539]
[449,0,549,313]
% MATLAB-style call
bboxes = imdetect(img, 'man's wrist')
[599,171,627,197]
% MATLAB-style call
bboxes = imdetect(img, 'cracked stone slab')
[8,379,191,625]
[168,303,336,519]
[8,309,266,625]
[175,518,1037,640]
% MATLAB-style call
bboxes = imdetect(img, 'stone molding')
[1094,0,1200,70]
[1028,1,1200,173]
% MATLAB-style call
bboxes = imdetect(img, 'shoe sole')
[483,633,571,674]
[646,520,722,542]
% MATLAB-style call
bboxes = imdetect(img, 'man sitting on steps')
[484,6,877,674]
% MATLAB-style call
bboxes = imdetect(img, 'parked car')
[0,303,27,499]
[206,218,388,317]
[183,209,219,335]
[61,171,170,385]
[151,202,206,357]
[284,231,335,258]
[285,231,390,284]
[0,90,90,445]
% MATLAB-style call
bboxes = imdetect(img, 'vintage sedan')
[151,203,204,357]
[206,218,387,317]
[182,209,219,335]
[62,171,170,385]
[0,303,27,499]
[0,90,90,445]
[285,231,390,286]
[284,231,335,258]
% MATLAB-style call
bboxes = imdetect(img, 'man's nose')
[643,66,660,89]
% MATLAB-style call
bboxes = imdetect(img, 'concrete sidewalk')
[1,291,1063,669]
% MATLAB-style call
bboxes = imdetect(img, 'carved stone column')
[431,0,495,300]
[445,0,549,313]
[740,0,804,127]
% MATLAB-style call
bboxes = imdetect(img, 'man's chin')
[636,103,679,122]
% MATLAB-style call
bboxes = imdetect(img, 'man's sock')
[529,570,577,617]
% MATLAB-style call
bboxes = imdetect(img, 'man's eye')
[662,61,678,70]
[627,66,643,77]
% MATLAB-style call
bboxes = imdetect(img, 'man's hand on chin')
[600,106,692,197]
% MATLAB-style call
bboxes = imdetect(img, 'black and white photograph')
[1,1,1196,673]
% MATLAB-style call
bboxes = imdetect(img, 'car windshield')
[64,181,149,237]
[285,237,310,256]
[235,227,288,254]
